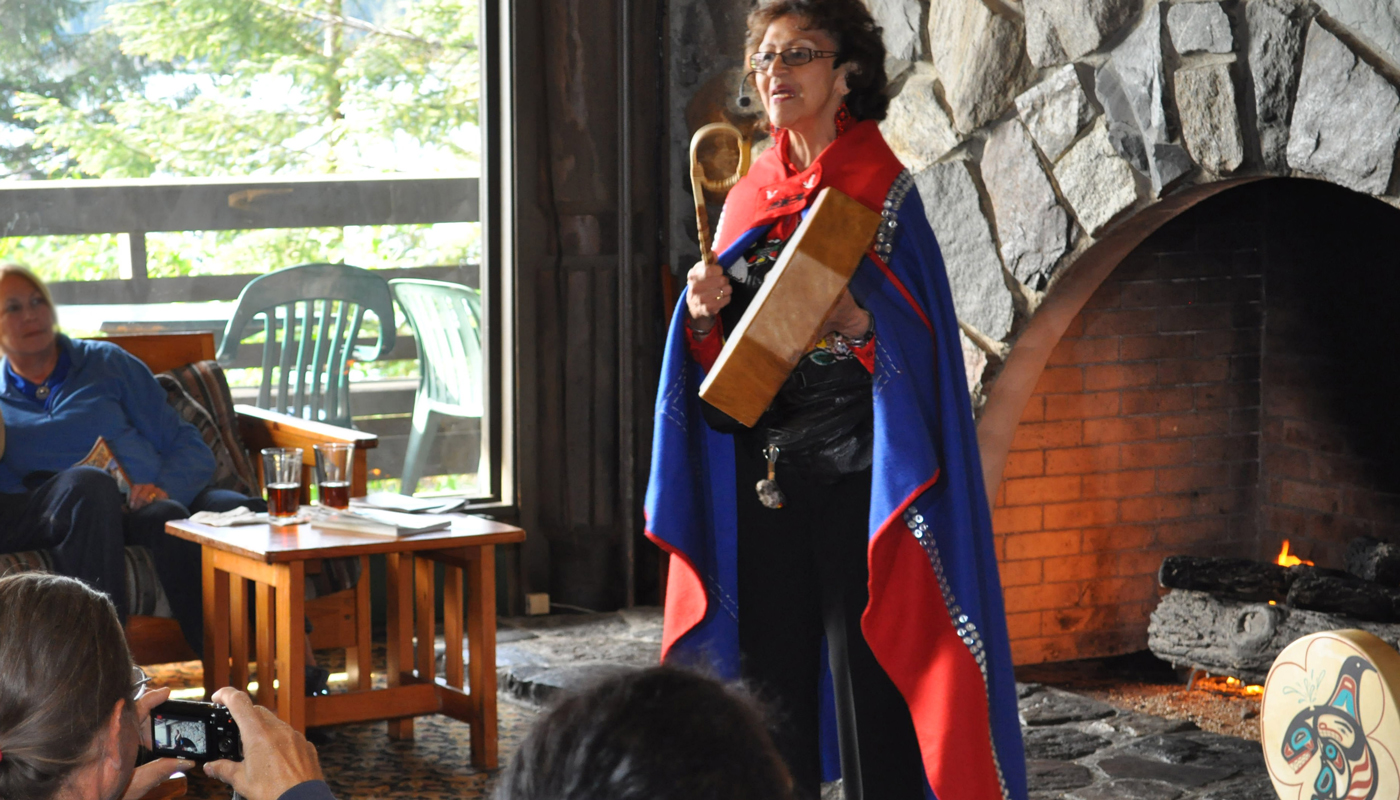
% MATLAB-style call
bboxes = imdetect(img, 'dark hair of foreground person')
[0,572,134,800]
[494,666,795,800]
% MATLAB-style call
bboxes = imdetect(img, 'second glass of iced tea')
[262,447,304,524]
[313,442,355,509]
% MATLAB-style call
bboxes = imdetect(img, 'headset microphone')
[736,70,759,108]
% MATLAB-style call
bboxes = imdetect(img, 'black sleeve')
[700,398,752,434]
[276,780,338,800]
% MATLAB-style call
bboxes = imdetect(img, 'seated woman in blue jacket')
[0,263,253,652]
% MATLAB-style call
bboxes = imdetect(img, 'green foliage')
[0,0,483,284]
[12,0,481,178]
[0,0,160,178]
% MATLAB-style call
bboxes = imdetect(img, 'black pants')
[735,443,925,800]
[0,467,260,654]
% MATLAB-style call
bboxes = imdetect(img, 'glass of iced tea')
[313,442,354,509]
[261,447,304,524]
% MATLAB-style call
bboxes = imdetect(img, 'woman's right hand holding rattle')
[685,258,730,335]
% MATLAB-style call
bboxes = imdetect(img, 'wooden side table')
[164,515,525,769]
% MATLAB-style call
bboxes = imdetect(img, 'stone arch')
[866,0,1400,498]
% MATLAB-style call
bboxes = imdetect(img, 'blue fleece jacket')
[0,335,216,506]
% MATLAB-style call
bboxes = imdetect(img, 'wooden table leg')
[465,545,498,769]
[385,552,415,740]
[202,548,230,700]
[346,555,373,692]
[444,566,465,690]
[255,582,276,710]
[229,577,249,691]
[415,556,436,683]
[274,561,306,732]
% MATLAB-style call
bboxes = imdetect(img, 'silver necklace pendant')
[34,384,50,400]
[755,444,786,510]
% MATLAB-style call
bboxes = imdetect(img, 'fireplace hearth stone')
[1019,687,1119,725]
[1026,759,1096,792]
[1015,683,1274,800]
[1023,727,1112,760]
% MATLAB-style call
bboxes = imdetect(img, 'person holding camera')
[0,572,333,800]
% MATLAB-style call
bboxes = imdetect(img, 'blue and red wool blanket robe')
[645,120,1028,800]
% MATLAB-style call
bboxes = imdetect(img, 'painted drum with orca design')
[1263,630,1400,800]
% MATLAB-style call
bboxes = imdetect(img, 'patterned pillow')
[162,360,260,492]
[0,547,169,617]
[155,373,253,495]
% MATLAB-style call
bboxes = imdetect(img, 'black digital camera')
[149,700,243,763]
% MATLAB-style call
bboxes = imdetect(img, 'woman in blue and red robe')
[646,2,1028,799]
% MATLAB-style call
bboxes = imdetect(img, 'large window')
[0,0,502,501]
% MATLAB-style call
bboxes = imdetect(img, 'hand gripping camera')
[149,699,243,764]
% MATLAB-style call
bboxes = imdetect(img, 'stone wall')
[871,0,1400,397]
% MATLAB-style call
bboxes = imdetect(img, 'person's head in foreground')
[0,572,326,800]
[494,666,795,800]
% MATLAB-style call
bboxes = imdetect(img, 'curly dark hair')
[745,0,889,122]
[495,666,794,800]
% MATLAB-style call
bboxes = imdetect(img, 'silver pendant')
[756,444,785,509]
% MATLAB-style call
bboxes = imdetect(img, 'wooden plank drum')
[1262,629,1400,800]
[698,187,882,427]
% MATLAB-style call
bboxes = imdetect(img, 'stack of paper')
[308,505,454,537]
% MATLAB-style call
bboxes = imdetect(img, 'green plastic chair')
[389,278,485,495]
[217,263,396,428]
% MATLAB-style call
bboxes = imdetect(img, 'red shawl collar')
[714,119,906,254]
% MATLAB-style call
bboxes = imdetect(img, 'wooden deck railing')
[0,174,485,484]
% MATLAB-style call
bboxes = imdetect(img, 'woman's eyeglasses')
[131,665,152,701]
[749,47,839,72]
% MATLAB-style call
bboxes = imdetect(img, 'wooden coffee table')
[164,514,525,769]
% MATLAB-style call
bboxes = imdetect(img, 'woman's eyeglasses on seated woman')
[749,47,838,72]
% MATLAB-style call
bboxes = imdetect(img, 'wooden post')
[346,555,373,692]
[415,556,436,684]
[255,583,277,709]
[274,561,307,732]
[202,549,230,700]
[385,553,415,740]
[466,545,498,768]
[444,566,465,689]
[229,577,249,691]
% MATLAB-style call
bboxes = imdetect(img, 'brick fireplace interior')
[995,178,1400,666]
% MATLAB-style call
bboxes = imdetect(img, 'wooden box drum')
[698,187,882,427]
[1262,630,1400,800]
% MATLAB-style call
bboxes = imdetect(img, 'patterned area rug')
[144,645,538,800]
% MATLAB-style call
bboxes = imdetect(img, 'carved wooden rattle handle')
[688,122,751,268]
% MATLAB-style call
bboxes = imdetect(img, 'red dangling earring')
[834,102,853,136]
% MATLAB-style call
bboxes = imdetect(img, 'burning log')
[1284,565,1400,622]
[1157,555,1291,602]
[1345,536,1400,585]
[1148,589,1400,684]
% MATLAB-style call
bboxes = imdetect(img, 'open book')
[74,436,134,501]
[306,505,454,537]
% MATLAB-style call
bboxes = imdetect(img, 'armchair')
[0,332,376,665]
